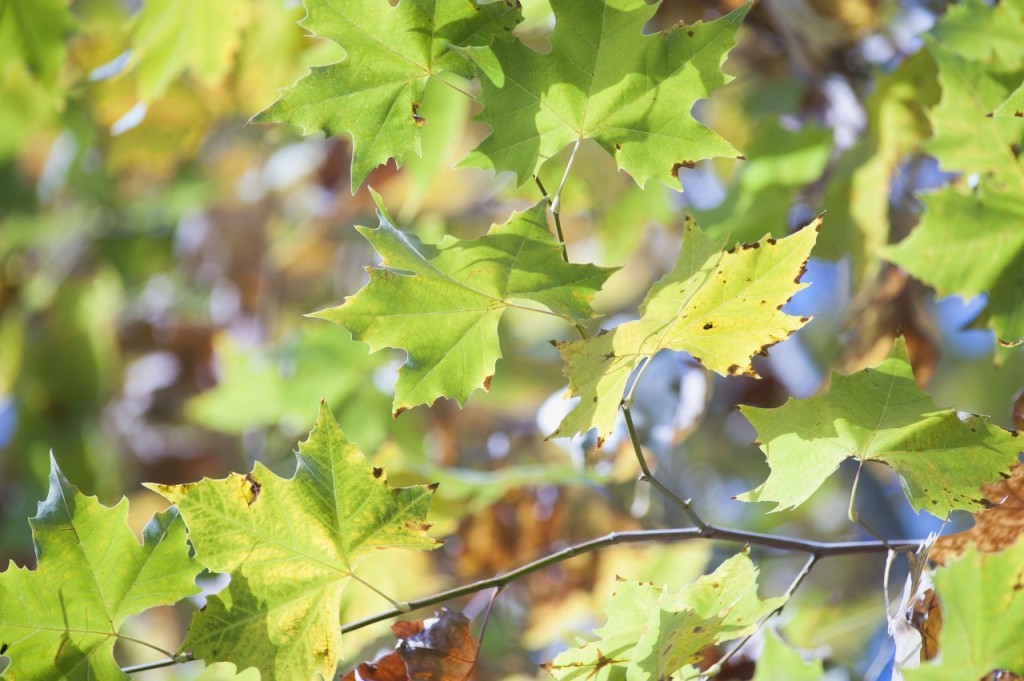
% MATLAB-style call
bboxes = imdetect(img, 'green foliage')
[462,0,749,188]
[313,194,614,413]
[885,8,1024,347]
[544,551,784,680]
[907,538,1024,679]
[554,219,817,443]
[738,338,1020,515]
[147,403,438,681]
[254,0,522,191]
[0,457,200,680]
[3,0,1024,679]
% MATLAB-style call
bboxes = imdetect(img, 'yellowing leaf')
[147,402,439,681]
[254,0,522,191]
[554,218,818,444]
[0,457,201,680]
[738,338,1021,516]
[313,195,615,414]
[461,0,749,188]
[543,551,785,680]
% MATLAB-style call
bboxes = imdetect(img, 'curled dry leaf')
[931,463,1024,564]
[342,609,478,681]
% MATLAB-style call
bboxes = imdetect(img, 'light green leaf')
[882,24,1024,347]
[923,40,1024,179]
[130,0,251,100]
[554,218,818,444]
[884,187,1024,347]
[737,338,1021,515]
[694,121,832,244]
[751,630,825,681]
[928,0,1024,68]
[0,0,75,87]
[461,0,749,188]
[313,195,615,414]
[0,456,200,680]
[906,538,1024,680]
[147,402,438,681]
[253,0,522,192]
[543,551,785,680]
[994,81,1024,118]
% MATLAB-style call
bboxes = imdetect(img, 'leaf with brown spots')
[342,609,478,681]
[553,217,819,443]
[544,550,785,680]
[931,463,1024,564]
[147,402,439,681]
[738,338,1021,516]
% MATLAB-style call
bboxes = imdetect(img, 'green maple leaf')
[313,194,615,414]
[0,0,75,88]
[884,188,1024,348]
[928,0,1024,68]
[884,32,1024,346]
[906,538,1024,680]
[922,41,1024,180]
[131,0,250,100]
[147,402,438,681]
[554,218,818,444]
[253,0,522,192]
[0,456,200,680]
[737,338,1022,516]
[461,0,749,188]
[543,551,785,680]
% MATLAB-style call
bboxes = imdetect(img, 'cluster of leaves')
[1,0,1023,680]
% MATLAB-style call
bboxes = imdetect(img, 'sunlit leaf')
[554,217,818,444]
[313,194,615,414]
[147,402,439,681]
[543,551,785,680]
[737,338,1022,515]
[461,0,749,188]
[254,0,522,191]
[0,457,200,680]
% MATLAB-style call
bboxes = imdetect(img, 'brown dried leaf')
[342,609,478,681]
[931,463,1024,564]
[910,588,942,662]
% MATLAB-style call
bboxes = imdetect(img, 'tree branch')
[340,526,925,634]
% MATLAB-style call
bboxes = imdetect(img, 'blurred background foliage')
[1,0,1022,679]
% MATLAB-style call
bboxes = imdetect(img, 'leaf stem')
[848,460,891,549]
[622,403,708,530]
[339,528,924,635]
[534,175,569,262]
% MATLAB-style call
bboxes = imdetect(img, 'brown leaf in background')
[910,588,942,662]
[342,609,478,681]
[931,463,1024,564]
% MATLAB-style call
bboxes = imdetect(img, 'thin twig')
[121,653,192,674]
[340,528,924,634]
[849,460,892,549]
[622,404,708,530]
[699,553,819,678]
